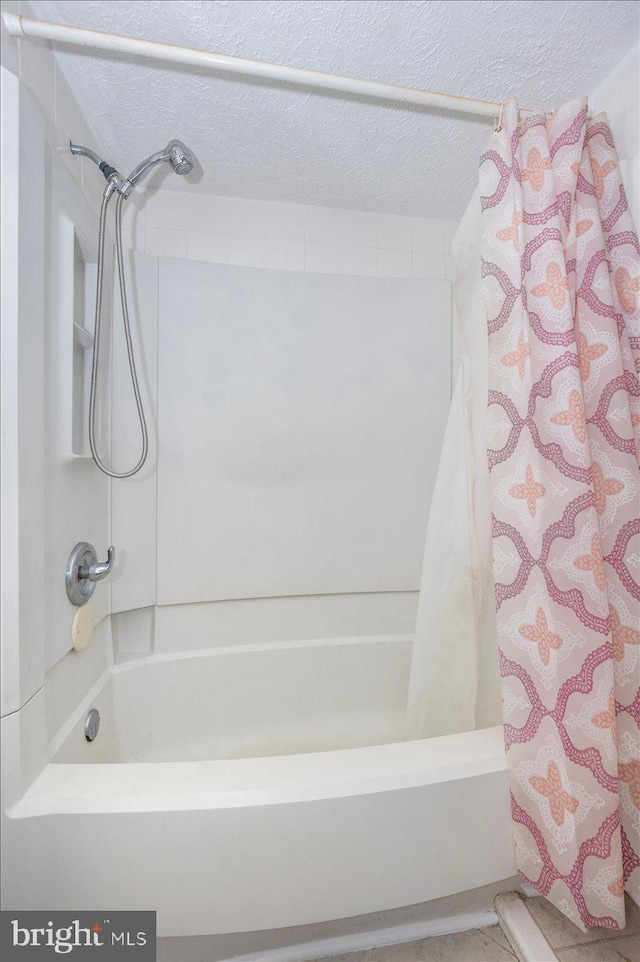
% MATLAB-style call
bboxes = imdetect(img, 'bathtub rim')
[11,725,506,817]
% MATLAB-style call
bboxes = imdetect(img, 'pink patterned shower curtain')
[479,98,639,929]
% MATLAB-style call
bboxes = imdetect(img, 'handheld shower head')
[165,140,194,176]
[70,138,197,198]
[125,139,196,189]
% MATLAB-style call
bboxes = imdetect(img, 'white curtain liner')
[407,187,500,738]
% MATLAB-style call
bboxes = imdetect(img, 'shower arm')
[70,142,132,197]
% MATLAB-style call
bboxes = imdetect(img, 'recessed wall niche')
[70,228,96,458]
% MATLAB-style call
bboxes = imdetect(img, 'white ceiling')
[27,0,640,218]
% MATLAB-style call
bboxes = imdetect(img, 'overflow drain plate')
[84,708,100,742]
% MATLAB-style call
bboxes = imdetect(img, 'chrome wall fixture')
[84,708,101,742]
[69,139,194,198]
[66,542,115,606]
[68,139,196,479]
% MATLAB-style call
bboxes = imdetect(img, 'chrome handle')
[66,542,115,606]
[79,546,115,582]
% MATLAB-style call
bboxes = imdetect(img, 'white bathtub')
[7,635,516,938]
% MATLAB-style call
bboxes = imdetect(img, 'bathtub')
[6,634,516,938]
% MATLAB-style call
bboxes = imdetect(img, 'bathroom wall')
[1,0,114,733]
[157,262,449,601]
[109,189,456,652]
[590,41,639,228]
[3,0,635,692]
[120,187,459,407]
[1,0,460,726]
[120,184,460,443]
[123,187,458,282]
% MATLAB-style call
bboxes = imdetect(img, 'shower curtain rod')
[3,12,535,120]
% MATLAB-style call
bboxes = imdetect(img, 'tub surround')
[0,59,110,712]
[107,248,453,665]
[154,260,450,609]
[1,0,458,698]
[151,594,419,656]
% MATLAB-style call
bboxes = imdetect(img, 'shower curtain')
[483,97,639,929]
[409,97,639,930]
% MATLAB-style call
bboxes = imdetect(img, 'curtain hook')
[494,101,505,133]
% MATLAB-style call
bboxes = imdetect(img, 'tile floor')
[310,895,640,962]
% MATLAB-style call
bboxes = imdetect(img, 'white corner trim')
[219,910,498,962]
[495,893,558,962]
[0,65,21,718]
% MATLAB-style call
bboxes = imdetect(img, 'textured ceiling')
[27,0,640,217]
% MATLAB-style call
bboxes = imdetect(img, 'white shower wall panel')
[590,42,639,227]
[0,69,112,681]
[110,250,159,613]
[44,158,112,672]
[153,592,418,654]
[156,259,451,605]
[1,69,45,711]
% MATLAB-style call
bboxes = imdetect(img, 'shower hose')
[89,191,148,478]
